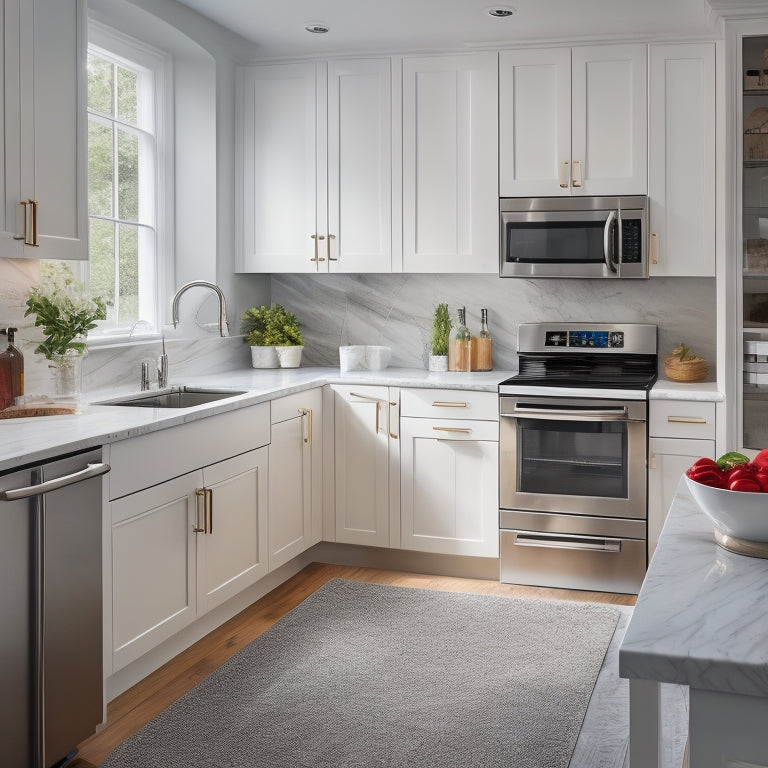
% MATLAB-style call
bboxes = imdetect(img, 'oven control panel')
[544,330,625,348]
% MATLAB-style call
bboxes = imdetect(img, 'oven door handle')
[501,407,641,422]
[512,531,622,553]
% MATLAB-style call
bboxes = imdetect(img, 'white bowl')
[685,475,768,542]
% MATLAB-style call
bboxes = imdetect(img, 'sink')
[95,386,247,409]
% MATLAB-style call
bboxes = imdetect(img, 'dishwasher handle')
[0,462,111,501]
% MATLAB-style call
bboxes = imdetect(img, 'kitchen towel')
[99,579,621,768]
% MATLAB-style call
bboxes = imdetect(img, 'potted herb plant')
[241,304,305,369]
[25,262,108,398]
[429,303,451,372]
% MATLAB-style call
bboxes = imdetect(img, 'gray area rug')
[100,579,621,768]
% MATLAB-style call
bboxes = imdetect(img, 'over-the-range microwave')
[499,196,649,279]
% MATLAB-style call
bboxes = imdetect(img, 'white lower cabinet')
[269,388,323,570]
[400,417,498,557]
[648,399,717,559]
[110,448,268,671]
[332,385,399,547]
[399,388,499,557]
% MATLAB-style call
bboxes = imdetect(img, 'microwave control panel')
[620,219,642,264]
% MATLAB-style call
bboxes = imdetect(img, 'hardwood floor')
[72,561,636,768]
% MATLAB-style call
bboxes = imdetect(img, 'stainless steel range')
[498,323,658,594]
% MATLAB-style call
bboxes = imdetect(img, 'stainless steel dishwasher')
[0,448,109,768]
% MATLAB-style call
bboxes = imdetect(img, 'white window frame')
[86,21,174,343]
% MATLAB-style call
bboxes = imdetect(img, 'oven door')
[499,395,647,520]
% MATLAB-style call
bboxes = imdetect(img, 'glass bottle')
[448,307,471,372]
[0,327,23,408]
[471,309,493,371]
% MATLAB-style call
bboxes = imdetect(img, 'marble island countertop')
[619,479,768,698]
[0,366,513,473]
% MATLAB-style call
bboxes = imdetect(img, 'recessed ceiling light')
[305,22,330,34]
[487,6,516,17]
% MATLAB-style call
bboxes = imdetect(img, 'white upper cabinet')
[1,0,87,259]
[402,52,498,273]
[648,43,716,277]
[237,58,393,273]
[500,44,647,197]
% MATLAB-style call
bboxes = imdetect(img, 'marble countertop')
[0,366,513,473]
[650,379,723,401]
[619,479,768,698]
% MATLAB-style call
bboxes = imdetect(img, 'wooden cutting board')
[0,403,78,419]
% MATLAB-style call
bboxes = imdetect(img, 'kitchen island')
[620,479,768,768]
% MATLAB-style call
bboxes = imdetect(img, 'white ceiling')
[174,0,721,59]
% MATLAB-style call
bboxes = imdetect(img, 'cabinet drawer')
[109,403,270,499]
[649,400,716,440]
[271,387,321,424]
[400,388,498,420]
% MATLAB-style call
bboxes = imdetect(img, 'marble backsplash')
[271,273,718,374]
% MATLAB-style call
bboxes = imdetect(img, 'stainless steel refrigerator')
[0,448,109,768]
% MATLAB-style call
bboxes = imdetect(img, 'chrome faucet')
[171,280,230,337]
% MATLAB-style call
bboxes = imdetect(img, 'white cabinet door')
[400,417,499,557]
[327,58,392,272]
[111,472,199,670]
[198,448,269,614]
[237,62,320,272]
[571,44,647,196]
[269,388,323,570]
[648,43,716,277]
[499,48,572,197]
[1,0,86,259]
[648,437,715,559]
[402,52,498,273]
[333,385,392,547]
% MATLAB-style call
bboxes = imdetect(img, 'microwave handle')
[603,210,618,273]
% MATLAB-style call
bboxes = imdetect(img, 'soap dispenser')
[0,327,24,409]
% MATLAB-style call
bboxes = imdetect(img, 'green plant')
[240,304,304,347]
[24,262,108,359]
[431,303,451,356]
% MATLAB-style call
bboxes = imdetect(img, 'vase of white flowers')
[24,263,108,399]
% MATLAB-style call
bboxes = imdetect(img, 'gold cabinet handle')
[193,488,206,532]
[31,200,39,246]
[650,233,659,266]
[572,160,582,188]
[432,401,467,408]
[433,426,472,434]
[327,233,337,261]
[389,400,398,439]
[194,487,213,534]
[667,416,707,424]
[310,234,326,262]
[298,407,313,445]
[558,161,570,189]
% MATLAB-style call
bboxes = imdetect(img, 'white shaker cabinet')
[400,389,499,557]
[648,399,716,559]
[268,388,323,571]
[237,58,392,273]
[499,44,647,197]
[1,0,87,259]
[332,385,399,548]
[402,52,498,273]
[648,43,716,277]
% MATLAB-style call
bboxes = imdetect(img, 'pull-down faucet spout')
[171,280,230,338]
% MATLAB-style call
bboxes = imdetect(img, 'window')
[86,24,173,339]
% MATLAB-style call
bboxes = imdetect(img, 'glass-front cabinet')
[742,36,768,448]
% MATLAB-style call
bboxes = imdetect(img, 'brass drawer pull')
[298,407,313,445]
[433,426,471,434]
[432,401,467,408]
[667,416,707,424]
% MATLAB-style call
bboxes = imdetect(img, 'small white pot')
[276,345,303,368]
[429,354,448,372]
[250,345,279,368]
